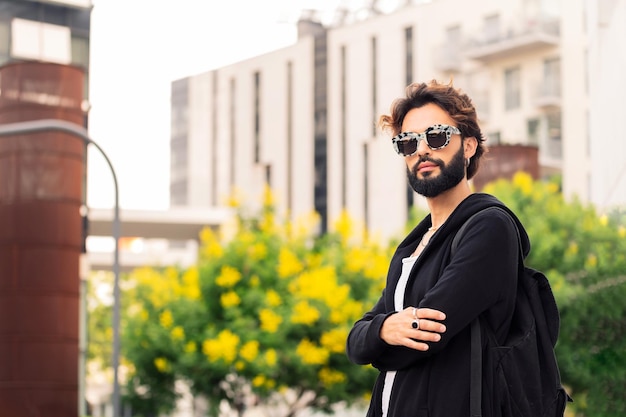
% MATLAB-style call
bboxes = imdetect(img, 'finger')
[417,308,446,321]
[403,306,419,318]
[403,337,430,351]
[416,319,446,334]
[413,329,442,343]
[406,337,437,351]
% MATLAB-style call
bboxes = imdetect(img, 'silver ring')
[411,319,419,329]
[412,307,417,319]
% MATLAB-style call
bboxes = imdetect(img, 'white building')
[170,23,320,221]
[171,0,626,242]
[586,0,626,209]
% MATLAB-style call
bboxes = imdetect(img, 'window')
[313,34,328,232]
[404,26,414,209]
[585,110,590,157]
[363,142,369,231]
[542,57,561,98]
[253,71,261,163]
[445,25,461,63]
[371,36,377,137]
[546,112,562,158]
[287,61,293,212]
[404,26,413,85]
[504,67,521,110]
[484,14,500,43]
[265,165,272,187]
[340,45,347,208]
[71,35,89,68]
[11,18,71,64]
[229,78,237,187]
[527,118,540,145]
[211,71,218,205]
[170,179,188,207]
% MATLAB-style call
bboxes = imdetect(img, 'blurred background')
[0,0,624,416]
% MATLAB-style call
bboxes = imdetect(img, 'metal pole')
[0,119,122,417]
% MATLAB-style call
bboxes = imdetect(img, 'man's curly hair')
[379,80,486,179]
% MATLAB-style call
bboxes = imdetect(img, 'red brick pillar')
[0,62,85,417]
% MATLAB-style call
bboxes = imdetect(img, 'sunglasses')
[391,124,462,156]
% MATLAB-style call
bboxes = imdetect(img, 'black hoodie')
[347,193,530,417]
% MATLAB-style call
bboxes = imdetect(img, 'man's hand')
[379,307,446,351]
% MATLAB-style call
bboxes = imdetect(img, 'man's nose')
[416,136,431,156]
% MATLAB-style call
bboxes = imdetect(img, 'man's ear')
[464,136,478,159]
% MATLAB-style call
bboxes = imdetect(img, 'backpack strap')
[451,206,523,417]
[470,320,482,417]
[451,206,522,260]
[451,206,523,263]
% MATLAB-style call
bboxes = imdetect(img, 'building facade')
[171,0,626,242]
[0,0,92,116]
[170,20,325,227]
[0,2,93,416]
[585,0,626,209]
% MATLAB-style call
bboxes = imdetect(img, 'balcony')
[466,18,560,63]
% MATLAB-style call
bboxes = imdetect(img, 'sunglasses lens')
[426,131,448,148]
[396,139,418,156]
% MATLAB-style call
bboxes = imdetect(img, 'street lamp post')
[0,119,122,417]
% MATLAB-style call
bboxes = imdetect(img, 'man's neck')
[426,181,473,229]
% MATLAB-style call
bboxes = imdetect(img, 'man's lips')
[417,161,439,173]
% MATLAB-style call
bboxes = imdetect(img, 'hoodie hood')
[398,192,531,259]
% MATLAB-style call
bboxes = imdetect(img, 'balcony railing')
[466,18,560,62]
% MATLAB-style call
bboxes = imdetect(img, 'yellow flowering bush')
[100,175,625,416]
[259,308,282,333]
[202,329,240,364]
[296,339,329,365]
[120,187,390,416]
[215,265,242,287]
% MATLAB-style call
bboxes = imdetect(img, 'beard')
[407,144,466,198]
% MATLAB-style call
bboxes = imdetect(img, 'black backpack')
[451,206,572,417]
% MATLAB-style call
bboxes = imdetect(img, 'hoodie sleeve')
[345,289,397,365]
[368,208,519,371]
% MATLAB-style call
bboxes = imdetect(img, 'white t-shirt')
[381,254,419,417]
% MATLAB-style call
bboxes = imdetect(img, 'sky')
[86,0,373,211]
[87,0,304,210]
